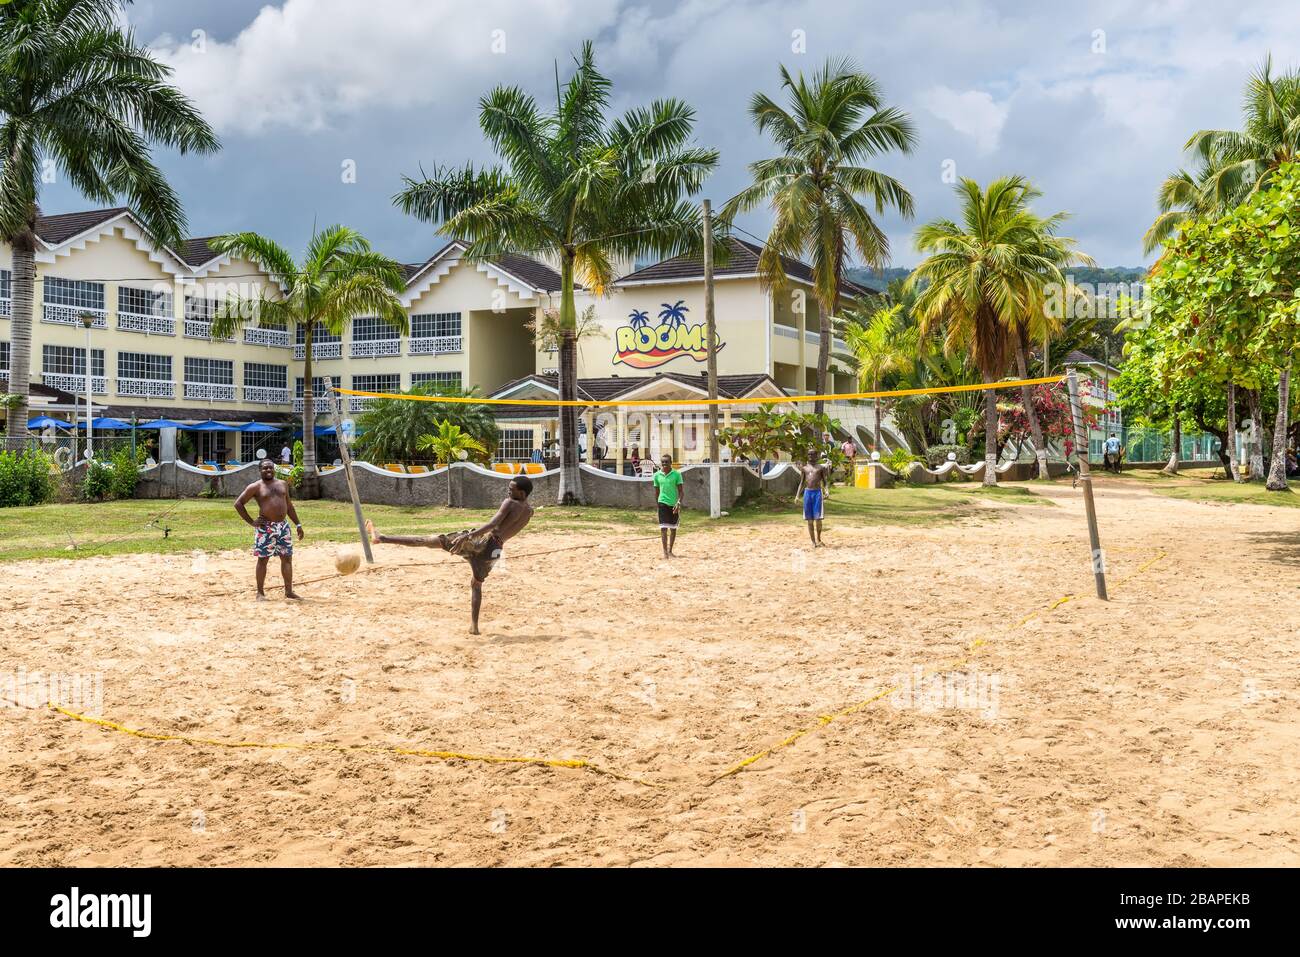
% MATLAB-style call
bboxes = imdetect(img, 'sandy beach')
[2,479,1297,866]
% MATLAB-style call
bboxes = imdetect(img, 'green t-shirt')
[653,468,683,506]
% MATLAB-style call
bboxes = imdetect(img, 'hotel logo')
[612,302,724,369]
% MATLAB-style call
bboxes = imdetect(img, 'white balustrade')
[244,326,291,348]
[118,311,175,335]
[349,339,400,358]
[117,377,175,398]
[43,304,106,327]
[184,382,237,401]
[43,373,107,394]
[243,386,290,404]
[184,320,235,342]
[407,336,463,356]
[294,341,342,360]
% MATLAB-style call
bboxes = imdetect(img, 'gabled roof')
[616,237,874,298]
[35,207,131,245]
[489,371,785,405]
[1064,349,1119,373]
[402,240,564,298]
[177,236,224,267]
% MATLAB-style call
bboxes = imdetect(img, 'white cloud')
[919,86,1009,154]
[151,0,623,134]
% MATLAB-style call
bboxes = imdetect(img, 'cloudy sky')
[43,0,1294,269]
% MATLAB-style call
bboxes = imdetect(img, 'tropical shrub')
[925,444,970,467]
[82,456,114,501]
[0,449,57,507]
[882,448,919,473]
[108,447,143,500]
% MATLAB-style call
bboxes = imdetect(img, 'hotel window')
[244,362,288,390]
[44,277,105,311]
[119,285,173,317]
[498,429,536,462]
[43,345,105,377]
[352,316,400,341]
[0,340,8,374]
[185,357,234,385]
[411,312,461,339]
[411,371,462,391]
[296,375,342,398]
[118,352,172,381]
[295,322,342,344]
[0,269,10,299]
[351,374,400,393]
[184,295,221,320]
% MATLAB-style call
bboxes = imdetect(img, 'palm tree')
[838,302,917,449]
[0,0,219,451]
[628,309,650,330]
[722,58,915,413]
[394,41,718,505]
[418,421,487,506]
[208,226,408,497]
[909,177,1066,486]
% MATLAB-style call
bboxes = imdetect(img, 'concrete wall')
[121,459,806,510]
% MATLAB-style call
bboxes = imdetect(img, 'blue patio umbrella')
[28,415,72,429]
[137,419,187,430]
[239,421,282,432]
[77,417,134,430]
[184,420,236,431]
[292,425,335,437]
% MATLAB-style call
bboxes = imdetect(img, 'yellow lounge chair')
[406,465,430,475]
[384,463,406,474]
[523,463,545,475]
[492,463,516,475]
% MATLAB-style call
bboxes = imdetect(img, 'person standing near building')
[840,437,857,486]
[653,454,684,559]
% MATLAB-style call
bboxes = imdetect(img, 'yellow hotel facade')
[0,208,868,463]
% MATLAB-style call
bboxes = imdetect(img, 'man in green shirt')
[652,454,684,558]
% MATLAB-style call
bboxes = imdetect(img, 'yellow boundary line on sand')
[21,549,1167,794]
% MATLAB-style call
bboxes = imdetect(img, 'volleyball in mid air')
[335,548,362,576]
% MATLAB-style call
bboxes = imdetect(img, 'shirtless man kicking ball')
[367,475,534,634]
[235,458,305,600]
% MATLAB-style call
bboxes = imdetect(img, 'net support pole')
[703,198,721,518]
[1066,369,1107,600]
[330,392,374,565]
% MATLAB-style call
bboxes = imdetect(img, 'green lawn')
[0,483,1045,563]
[1105,466,1300,507]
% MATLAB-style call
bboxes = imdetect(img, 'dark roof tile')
[34,207,129,245]
[617,237,872,298]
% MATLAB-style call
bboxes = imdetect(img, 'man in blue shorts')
[797,452,830,547]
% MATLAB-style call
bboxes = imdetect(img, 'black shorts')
[657,502,679,529]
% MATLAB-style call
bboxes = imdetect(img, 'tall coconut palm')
[908,177,1066,486]
[722,58,915,414]
[838,302,917,449]
[0,0,219,450]
[208,226,408,498]
[394,41,717,505]
[1013,210,1094,478]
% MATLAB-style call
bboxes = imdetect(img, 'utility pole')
[703,199,720,518]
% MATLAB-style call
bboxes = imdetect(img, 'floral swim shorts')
[252,520,293,558]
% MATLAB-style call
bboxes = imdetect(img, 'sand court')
[1,481,1297,866]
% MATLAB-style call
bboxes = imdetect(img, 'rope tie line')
[332,375,1066,409]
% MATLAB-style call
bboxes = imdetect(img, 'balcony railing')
[118,311,175,336]
[43,304,107,328]
[349,338,400,358]
[243,386,290,405]
[294,341,343,360]
[184,320,235,342]
[117,377,175,399]
[293,395,343,413]
[348,396,376,413]
[408,335,463,355]
[0,297,10,318]
[43,372,107,394]
[244,326,291,348]
[184,382,237,401]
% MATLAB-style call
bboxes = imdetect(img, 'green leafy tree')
[722,58,916,413]
[0,0,220,450]
[1141,160,1300,490]
[208,226,409,497]
[355,383,499,464]
[394,41,717,505]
